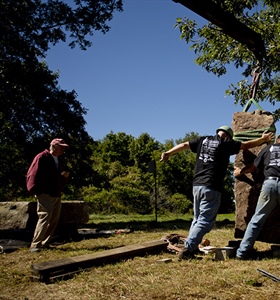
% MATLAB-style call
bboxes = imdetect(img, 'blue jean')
[185,186,221,252]
[236,178,280,258]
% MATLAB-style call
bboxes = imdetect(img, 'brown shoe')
[178,247,194,261]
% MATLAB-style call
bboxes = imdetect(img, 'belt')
[267,177,280,181]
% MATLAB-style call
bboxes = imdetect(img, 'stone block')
[0,201,89,231]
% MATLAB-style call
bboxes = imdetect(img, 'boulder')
[0,201,89,231]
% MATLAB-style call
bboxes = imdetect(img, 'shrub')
[166,193,193,214]
[81,185,151,214]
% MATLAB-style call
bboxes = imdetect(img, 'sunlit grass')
[0,213,278,300]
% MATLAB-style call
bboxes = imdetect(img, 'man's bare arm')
[240,131,274,150]
[160,142,190,161]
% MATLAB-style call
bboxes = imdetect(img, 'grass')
[87,213,235,231]
[0,213,279,300]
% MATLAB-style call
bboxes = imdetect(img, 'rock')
[0,201,89,231]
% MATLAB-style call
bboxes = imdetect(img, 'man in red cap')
[26,138,70,252]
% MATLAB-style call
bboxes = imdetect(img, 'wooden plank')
[31,240,168,283]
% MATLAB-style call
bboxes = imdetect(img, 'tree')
[175,0,280,120]
[219,163,235,213]
[100,131,134,166]
[82,133,157,214]
[158,133,198,201]
[86,132,135,191]
[129,133,160,173]
[0,0,124,199]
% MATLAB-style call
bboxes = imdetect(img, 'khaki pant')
[30,193,61,249]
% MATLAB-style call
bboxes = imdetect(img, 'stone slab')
[0,201,89,231]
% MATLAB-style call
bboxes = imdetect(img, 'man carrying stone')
[161,125,274,260]
[234,134,280,260]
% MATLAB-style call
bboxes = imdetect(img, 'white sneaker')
[30,248,41,253]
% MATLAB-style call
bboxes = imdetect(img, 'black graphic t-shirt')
[189,135,241,191]
[254,143,280,179]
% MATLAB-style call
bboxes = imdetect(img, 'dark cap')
[216,125,233,138]
[50,138,69,147]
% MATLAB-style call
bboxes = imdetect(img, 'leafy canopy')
[0,0,123,199]
[175,0,280,120]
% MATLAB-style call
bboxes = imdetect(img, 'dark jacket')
[26,149,67,197]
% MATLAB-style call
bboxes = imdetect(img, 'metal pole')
[154,160,157,223]
[148,159,157,223]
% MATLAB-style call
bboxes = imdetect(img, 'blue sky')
[46,0,278,143]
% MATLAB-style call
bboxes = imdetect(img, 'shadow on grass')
[0,218,235,252]
[81,218,235,232]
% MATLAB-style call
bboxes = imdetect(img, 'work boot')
[178,247,194,261]
[236,249,257,260]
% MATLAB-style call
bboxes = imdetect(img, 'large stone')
[0,201,89,231]
[233,110,280,243]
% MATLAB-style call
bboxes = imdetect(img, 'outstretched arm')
[160,142,190,161]
[240,130,274,150]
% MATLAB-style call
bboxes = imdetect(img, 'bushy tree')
[0,0,123,199]
[81,130,236,214]
[83,133,159,214]
[100,132,134,166]
[219,163,235,213]
[158,133,198,201]
[130,133,161,172]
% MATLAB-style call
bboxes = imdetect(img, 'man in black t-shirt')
[161,125,274,260]
[234,134,280,260]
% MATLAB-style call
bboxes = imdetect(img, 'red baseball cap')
[50,138,69,147]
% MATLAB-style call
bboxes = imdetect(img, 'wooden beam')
[173,0,265,62]
[31,240,169,283]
